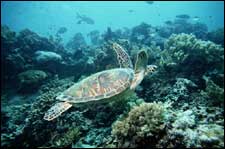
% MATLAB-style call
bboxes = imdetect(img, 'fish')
[128,9,134,13]
[192,16,200,21]
[164,20,173,25]
[76,13,95,25]
[176,14,190,19]
[145,1,154,5]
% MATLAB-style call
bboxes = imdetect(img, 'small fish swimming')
[176,14,190,19]
[76,13,95,25]
[128,9,134,13]
[192,16,200,21]
[164,20,173,25]
[145,1,154,5]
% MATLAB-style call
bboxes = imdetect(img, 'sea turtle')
[44,43,157,121]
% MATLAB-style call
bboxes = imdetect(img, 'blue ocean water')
[1,1,224,44]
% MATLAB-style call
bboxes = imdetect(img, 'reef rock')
[17,70,48,92]
[35,50,62,63]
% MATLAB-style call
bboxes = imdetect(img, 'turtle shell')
[56,68,134,103]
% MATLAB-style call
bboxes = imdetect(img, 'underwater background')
[1,1,224,148]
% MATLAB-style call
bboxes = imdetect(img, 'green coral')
[112,102,165,148]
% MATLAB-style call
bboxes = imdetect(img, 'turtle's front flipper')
[43,102,72,121]
[130,50,148,90]
[112,42,133,69]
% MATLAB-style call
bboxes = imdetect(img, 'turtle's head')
[144,65,157,76]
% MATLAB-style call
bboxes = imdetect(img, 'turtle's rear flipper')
[43,102,72,121]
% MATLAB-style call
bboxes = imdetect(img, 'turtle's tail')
[43,102,72,121]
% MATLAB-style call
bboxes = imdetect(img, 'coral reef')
[16,29,57,54]
[1,75,142,148]
[87,30,103,45]
[109,100,223,148]
[17,70,48,93]
[73,128,111,148]
[112,102,165,148]
[1,14,224,148]
[1,103,31,148]
[1,25,17,53]
[34,50,62,63]
[160,19,208,40]
[66,33,87,52]
[203,76,224,106]
[131,22,152,43]
[49,127,81,147]
[207,27,224,47]
[158,104,224,148]
[17,70,48,85]
[159,33,224,86]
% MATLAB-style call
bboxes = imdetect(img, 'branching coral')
[112,102,165,148]
[159,33,224,88]
[161,33,224,68]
